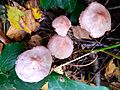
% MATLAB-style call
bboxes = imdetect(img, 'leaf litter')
[0,0,120,90]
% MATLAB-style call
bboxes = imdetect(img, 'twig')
[94,57,100,86]
[110,22,120,33]
[56,44,120,68]
[104,0,110,5]
[108,5,120,10]
[58,52,92,67]
[70,58,96,67]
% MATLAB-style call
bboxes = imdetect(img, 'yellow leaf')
[6,26,26,41]
[7,5,24,30]
[32,7,43,19]
[41,82,48,90]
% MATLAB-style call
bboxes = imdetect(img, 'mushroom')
[47,34,73,59]
[79,2,111,38]
[15,46,52,83]
[52,15,71,36]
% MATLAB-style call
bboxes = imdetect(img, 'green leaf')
[8,69,48,90]
[0,42,24,72]
[48,72,109,90]
[40,0,77,13]
[0,73,15,90]
[70,0,86,24]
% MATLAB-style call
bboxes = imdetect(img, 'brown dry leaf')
[22,10,40,32]
[41,82,48,90]
[110,82,120,90]
[0,20,10,44]
[71,26,90,39]
[0,43,3,54]
[6,26,26,41]
[27,34,42,48]
[105,60,117,78]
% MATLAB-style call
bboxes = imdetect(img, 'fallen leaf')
[110,82,120,90]
[26,0,43,19]
[41,82,48,90]
[0,43,3,54]
[27,34,42,48]
[0,24,10,44]
[105,60,117,78]
[7,4,40,34]
[6,5,24,30]
[6,26,26,41]
[71,26,90,39]
[32,7,43,19]
[22,10,40,33]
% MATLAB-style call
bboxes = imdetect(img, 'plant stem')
[93,44,120,53]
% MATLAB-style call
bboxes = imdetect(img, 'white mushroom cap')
[15,46,52,83]
[52,15,71,36]
[47,34,73,59]
[79,2,111,38]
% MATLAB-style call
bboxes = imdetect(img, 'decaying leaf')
[110,82,120,90]
[0,20,10,44]
[22,10,40,33]
[6,26,26,41]
[71,26,90,39]
[105,60,117,78]
[27,34,42,48]
[0,43,3,54]
[7,4,40,34]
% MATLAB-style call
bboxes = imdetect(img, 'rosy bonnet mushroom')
[79,2,111,38]
[47,34,73,59]
[52,15,71,36]
[15,46,52,83]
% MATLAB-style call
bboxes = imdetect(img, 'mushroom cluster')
[15,2,111,83]
[47,15,74,59]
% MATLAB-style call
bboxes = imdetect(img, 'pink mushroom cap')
[47,34,73,59]
[79,2,111,38]
[15,46,52,83]
[52,15,71,36]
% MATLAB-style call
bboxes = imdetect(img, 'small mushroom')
[47,34,73,59]
[79,2,111,38]
[71,26,90,39]
[15,46,52,83]
[52,15,71,36]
